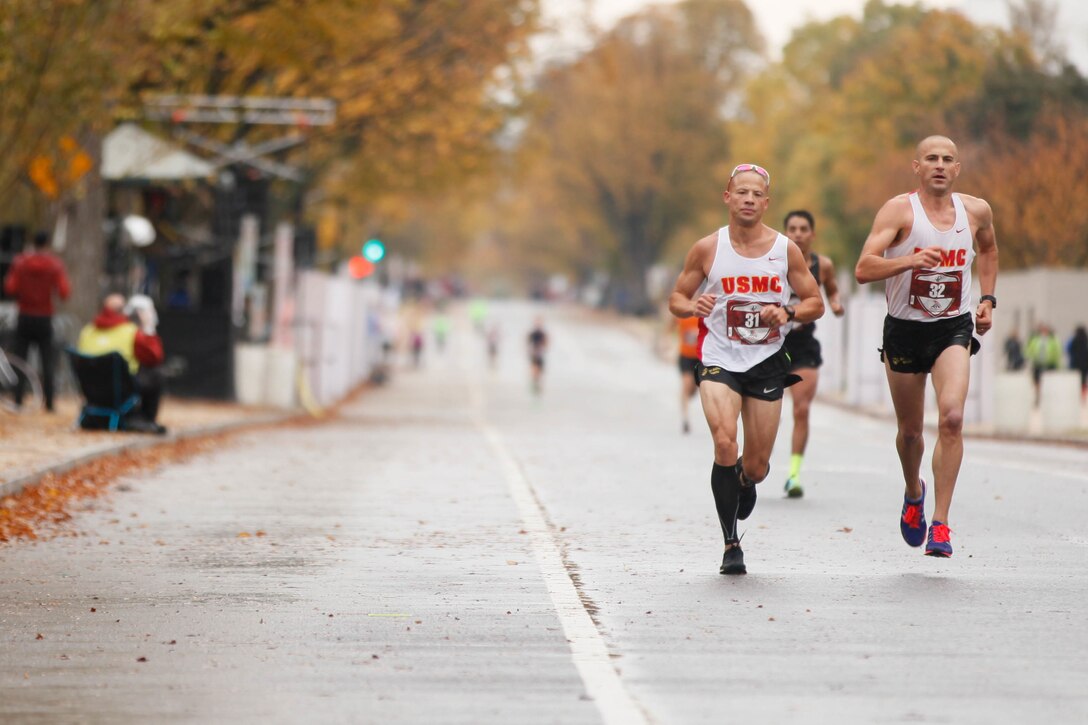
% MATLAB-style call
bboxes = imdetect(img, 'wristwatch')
[783,305,796,321]
[980,294,997,308]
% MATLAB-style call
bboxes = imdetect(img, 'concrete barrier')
[234,344,300,409]
[234,343,269,406]
[265,348,298,409]
[1040,370,1081,433]
[994,372,1033,433]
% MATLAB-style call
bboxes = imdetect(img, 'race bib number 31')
[910,270,962,317]
[726,299,780,345]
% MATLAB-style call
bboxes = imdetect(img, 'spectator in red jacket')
[3,231,71,411]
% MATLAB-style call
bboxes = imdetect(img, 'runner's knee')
[740,456,769,483]
[938,408,964,438]
[898,426,924,446]
[712,436,738,465]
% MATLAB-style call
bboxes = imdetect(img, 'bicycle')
[0,347,43,413]
[0,305,75,407]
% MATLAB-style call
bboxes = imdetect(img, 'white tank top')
[885,192,974,321]
[698,226,791,370]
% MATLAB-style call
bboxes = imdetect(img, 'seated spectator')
[77,293,166,433]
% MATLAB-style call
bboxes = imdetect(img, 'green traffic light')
[363,239,385,262]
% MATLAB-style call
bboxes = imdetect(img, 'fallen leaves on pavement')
[0,435,226,543]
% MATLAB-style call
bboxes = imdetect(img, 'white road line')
[479,423,648,725]
[470,385,648,724]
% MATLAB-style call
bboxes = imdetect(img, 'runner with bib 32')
[855,135,999,559]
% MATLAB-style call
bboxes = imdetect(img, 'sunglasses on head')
[730,163,770,186]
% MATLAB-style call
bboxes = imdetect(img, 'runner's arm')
[668,235,715,318]
[855,198,942,284]
[819,254,845,317]
[763,241,824,326]
[969,196,998,335]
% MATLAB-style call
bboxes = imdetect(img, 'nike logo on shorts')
[762,387,778,394]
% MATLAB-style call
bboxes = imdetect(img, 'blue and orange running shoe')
[925,521,953,557]
[900,478,927,547]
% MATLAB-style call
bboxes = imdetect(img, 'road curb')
[0,412,298,500]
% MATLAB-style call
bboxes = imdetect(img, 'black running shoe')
[720,543,746,575]
[736,457,757,520]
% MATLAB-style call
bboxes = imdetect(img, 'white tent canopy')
[102,123,214,181]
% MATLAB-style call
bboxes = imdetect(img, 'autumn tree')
[121,0,541,264]
[0,1,122,206]
[1008,0,1065,72]
[0,0,136,319]
[734,0,1088,269]
[512,0,763,312]
[2,0,540,317]
[969,109,1088,268]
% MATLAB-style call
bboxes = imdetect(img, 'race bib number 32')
[909,270,962,317]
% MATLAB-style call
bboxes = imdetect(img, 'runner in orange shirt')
[677,315,702,433]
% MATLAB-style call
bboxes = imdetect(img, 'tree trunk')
[58,131,107,328]
[608,212,652,315]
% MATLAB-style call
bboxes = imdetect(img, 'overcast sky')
[540,0,1088,70]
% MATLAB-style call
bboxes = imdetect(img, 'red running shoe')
[925,521,953,557]
[900,478,927,547]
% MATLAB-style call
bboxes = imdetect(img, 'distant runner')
[527,317,548,394]
[780,210,845,498]
[676,315,701,434]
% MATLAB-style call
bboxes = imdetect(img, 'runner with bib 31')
[669,163,824,575]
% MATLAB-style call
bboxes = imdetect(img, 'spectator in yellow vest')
[77,293,166,431]
[1025,323,1062,407]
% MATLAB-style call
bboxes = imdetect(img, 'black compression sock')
[711,462,741,543]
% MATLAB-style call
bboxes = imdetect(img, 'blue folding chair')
[66,348,140,431]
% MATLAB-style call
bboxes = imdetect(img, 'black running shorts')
[784,328,822,371]
[880,313,979,374]
[678,355,699,382]
[696,349,802,401]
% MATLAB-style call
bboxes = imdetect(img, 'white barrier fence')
[234,270,389,410]
[1039,370,1081,433]
[232,263,1080,432]
[817,283,1081,434]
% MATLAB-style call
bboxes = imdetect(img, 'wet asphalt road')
[2,301,1087,724]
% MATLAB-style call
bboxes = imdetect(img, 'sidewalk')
[0,394,294,499]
